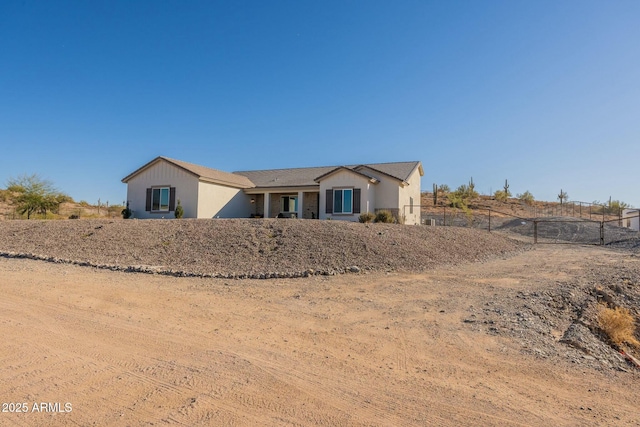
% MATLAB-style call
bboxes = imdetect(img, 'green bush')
[121,202,132,219]
[517,191,535,206]
[358,212,375,223]
[447,183,478,209]
[174,200,184,219]
[375,210,395,223]
[494,190,509,202]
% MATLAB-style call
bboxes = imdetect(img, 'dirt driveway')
[0,245,638,426]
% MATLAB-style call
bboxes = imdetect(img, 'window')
[326,188,360,214]
[281,196,298,213]
[152,187,170,211]
[333,189,353,214]
[410,197,414,214]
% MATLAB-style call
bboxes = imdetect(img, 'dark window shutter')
[169,187,176,211]
[353,188,361,214]
[325,189,333,213]
[145,188,152,211]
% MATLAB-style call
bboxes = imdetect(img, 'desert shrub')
[121,202,132,219]
[358,212,375,223]
[79,200,90,207]
[597,305,639,347]
[438,184,450,194]
[174,200,184,219]
[108,204,125,217]
[517,191,535,206]
[375,210,395,223]
[494,190,509,202]
[447,183,478,209]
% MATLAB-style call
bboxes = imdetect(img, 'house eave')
[199,176,254,189]
[244,185,319,194]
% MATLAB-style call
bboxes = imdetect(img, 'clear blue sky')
[1,0,639,207]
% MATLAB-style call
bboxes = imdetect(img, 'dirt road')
[1,245,638,426]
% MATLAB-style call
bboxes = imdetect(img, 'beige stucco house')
[122,157,424,224]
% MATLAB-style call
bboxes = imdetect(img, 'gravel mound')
[0,219,528,278]
[465,259,640,372]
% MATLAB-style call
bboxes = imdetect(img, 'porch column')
[263,192,270,218]
[297,191,304,219]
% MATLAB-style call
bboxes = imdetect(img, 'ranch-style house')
[122,156,424,224]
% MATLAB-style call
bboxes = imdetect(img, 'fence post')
[600,221,604,245]
[488,209,491,232]
[619,207,622,227]
[443,205,446,226]
[534,221,538,244]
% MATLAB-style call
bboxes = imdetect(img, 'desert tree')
[6,174,70,219]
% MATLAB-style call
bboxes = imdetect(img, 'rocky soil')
[463,249,640,373]
[0,218,527,278]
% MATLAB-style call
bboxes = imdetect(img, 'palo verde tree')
[6,174,70,219]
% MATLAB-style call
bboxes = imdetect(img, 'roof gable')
[354,161,423,183]
[122,157,255,189]
[313,166,380,183]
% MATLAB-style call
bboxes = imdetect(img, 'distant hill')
[420,193,625,222]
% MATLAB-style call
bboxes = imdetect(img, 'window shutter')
[353,188,361,214]
[145,188,152,211]
[325,189,333,213]
[169,187,176,211]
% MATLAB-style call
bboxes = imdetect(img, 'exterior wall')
[397,166,422,225]
[302,191,319,219]
[356,167,400,215]
[126,160,199,219]
[197,181,252,218]
[251,194,264,217]
[318,170,375,221]
[358,165,422,225]
[622,209,640,231]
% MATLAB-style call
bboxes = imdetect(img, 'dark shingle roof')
[124,157,422,189]
[234,161,421,188]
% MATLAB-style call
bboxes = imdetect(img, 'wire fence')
[421,205,640,247]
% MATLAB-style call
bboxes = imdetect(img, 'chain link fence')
[421,205,640,247]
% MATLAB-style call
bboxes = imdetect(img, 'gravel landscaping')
[0,218,528,278]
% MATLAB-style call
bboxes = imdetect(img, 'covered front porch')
[246,189,319,219]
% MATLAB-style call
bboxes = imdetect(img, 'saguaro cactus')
[433,183,438,206]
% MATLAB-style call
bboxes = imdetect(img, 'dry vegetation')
[597,305,640,348]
